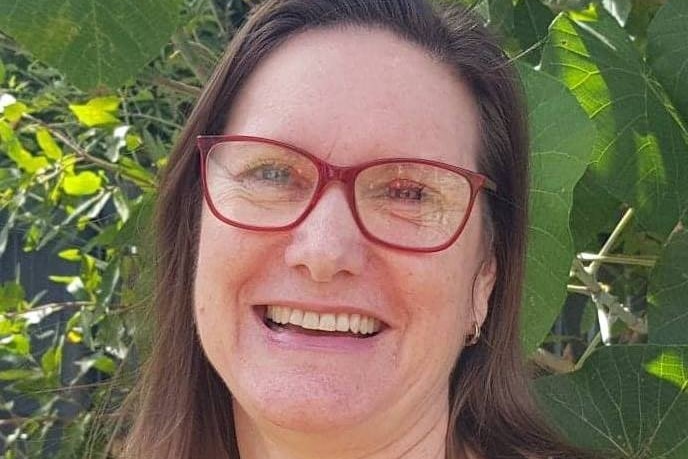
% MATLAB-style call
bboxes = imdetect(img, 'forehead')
[224,26,481,169]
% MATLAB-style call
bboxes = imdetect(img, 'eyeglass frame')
[197,134,497,253]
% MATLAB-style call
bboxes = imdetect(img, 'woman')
[120,0,598,458]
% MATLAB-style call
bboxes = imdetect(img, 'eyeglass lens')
[205,140,472,249]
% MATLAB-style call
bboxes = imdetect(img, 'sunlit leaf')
[3,102,27,123]
[36,128,63,160]
[68,96,120,127]
[541,8,688,247]
[62,171,103,196]
[58,248,82,262]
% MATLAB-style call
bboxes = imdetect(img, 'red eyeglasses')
[197,135,496,253]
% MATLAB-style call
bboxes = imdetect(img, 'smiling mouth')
[260,305,383,338]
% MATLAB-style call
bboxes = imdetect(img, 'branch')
[571,259,647,335]
[577,252,657,268]
[23,114,157,189]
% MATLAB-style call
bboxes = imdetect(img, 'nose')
[284,183,366,282]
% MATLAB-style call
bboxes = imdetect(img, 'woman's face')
[194,27,495,438]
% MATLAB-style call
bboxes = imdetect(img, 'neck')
[233,397,451,459]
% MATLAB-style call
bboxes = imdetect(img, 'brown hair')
[119,1,597,458]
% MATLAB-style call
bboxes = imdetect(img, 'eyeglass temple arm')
[483,177,497,193]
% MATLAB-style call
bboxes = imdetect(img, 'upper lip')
[254,300,390,326]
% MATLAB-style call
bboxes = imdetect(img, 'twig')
[2,301,93,319]
[575,331,602,370]
[171,32,211,82]
[577,252,657,267]
[149,75,201,97]
[571,259,647,335]
[588,208,635,276]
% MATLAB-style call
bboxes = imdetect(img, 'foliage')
[0,0,686,457]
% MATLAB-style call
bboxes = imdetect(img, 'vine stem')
[588,208,635,276]
[575,331,602,371]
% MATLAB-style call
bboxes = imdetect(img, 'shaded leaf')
[0,0,183,90]
[520,64,595,353]
[514,0,556,64]
[535,345,688,458]
[648,228,688,344]
[647,0,688,122]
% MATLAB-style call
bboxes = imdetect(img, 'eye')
[385,179,428,202]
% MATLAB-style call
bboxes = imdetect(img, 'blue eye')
[255,166,292,184]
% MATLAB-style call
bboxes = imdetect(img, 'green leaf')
[0,57,5,84]
[0,0,183,90]
[40,346,62,375]
[0,281,25,312]
[0,368,39,381]
[0,120,49,172]
[69,96,120,127]
[520,64,595,354]
[647,0,688,122]
[35,128,63,160]
[514,0,555,64]
[92,355,116,375]
[472,0,515,36]
[602,0,632,26]
[58,248,82,262]
[3,102,27,123]
[62,171,103,196]
[648,228,688,345]
[542,9,688,242]
[535,345,688,458]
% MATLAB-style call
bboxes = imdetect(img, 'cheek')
[193,214,258,368]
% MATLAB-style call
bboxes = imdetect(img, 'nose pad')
[284,184,365,282]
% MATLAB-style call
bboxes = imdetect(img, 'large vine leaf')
[541,8,688,250]
[647,0,688,123]
[648,228,688,345]
[520,64,595,354]
[513,0,555,65]
[535,345,688,458]
[0,0,183,90]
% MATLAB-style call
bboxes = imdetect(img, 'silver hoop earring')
[466,322,481,346]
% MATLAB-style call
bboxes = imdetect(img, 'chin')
[231,368,386,433]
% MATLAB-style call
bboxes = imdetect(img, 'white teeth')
[359,316,369,334]
[289,308,304,326]
[302,311,320,330]
[349,314,361,334]
[336,313,349,332]
[319,313,336,331]
[265,306,381,335]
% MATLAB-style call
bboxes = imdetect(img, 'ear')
[472,255,497,327]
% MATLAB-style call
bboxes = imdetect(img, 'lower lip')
[253,307,386,353]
